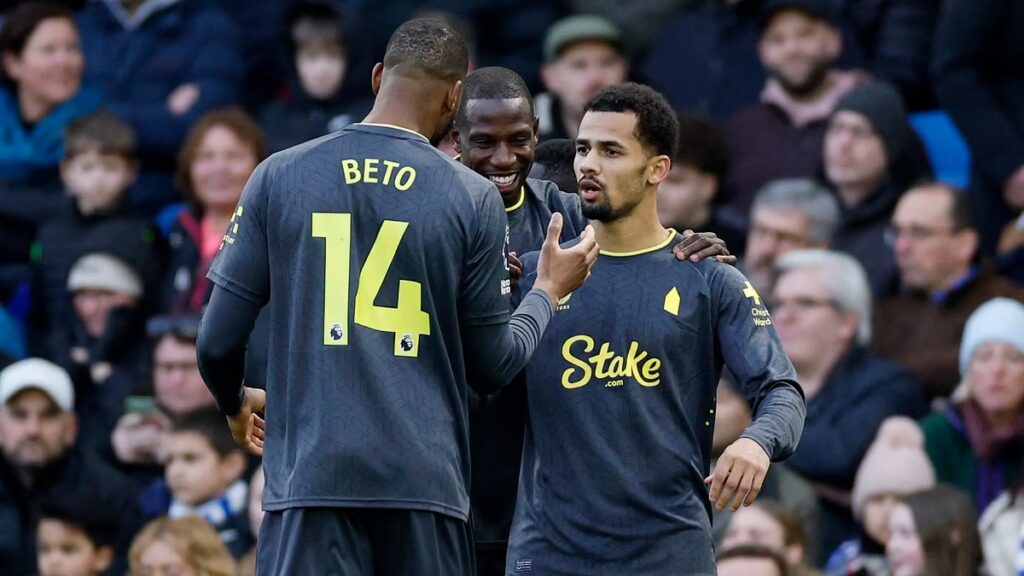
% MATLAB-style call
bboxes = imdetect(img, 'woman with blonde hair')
[129,517,235,576]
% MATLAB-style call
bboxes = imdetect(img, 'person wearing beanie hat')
[824,417,936,576]
[824,81,933,297]
[536,15,627,141]
[922,297,1024,517]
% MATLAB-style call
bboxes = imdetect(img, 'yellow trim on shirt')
[356,123,429,142]
[505,187,526,213]
[599,229,677,257]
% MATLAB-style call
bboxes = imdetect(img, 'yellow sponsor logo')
[342,158,417,191]
[561,335,662,389]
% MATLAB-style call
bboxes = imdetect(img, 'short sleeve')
[459,186,513,326]
[207,160,272,306]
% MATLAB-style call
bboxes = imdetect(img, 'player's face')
[153,336,215,418]
[574,111,656,222]
[886,504,926,576]
[0,389,75,469]
[37,519,112,576]
[456,98,538,205]
[164,432,237,507]
[759,10,839,96]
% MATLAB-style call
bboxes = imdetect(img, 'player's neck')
[363,81,441,142]
[594,206,669,255]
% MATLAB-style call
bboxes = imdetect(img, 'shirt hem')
[262,497,469,522]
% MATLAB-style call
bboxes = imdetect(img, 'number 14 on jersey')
[312,213,431,357]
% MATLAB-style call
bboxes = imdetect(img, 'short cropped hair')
[717,544,789,576]
[455,66,534,129]
[775,249,873,346]
[584,83,679,158]
[675,112,729,183]
[534,138,578,193]
[38,490,121,548]
[752,179,840,244]
[383,18,468,82]
[64,111,137,160]
[170,408,242,458]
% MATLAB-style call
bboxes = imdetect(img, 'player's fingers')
[744,469,767,507]
[733,468,755,511]
[715,255,739,265]
[707,456,732,503]
[715,464,742,510]
[544,213,564,248]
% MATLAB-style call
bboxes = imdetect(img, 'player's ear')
[446,80,464,115]
[532,117,540,146]
[647,155,672,186]
[370,62,384,95]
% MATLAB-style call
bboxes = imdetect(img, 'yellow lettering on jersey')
[341,158,418,191]
[664,287,680,316]
[561,336,662,389]
[743,281,762,306]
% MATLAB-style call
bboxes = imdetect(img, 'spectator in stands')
[140,409,252,558]
[771,249,926,558]
[921,298,1024,515]
[164,108,265,315]
[33,111,162,362]
[536,15,627,141]
[657,112,745,252]
[720,1,865,228]
[825,417,936,576]
[76,0,244,212]
[711,378,820,548]
[129,517,235,576]
[721,500,822,576]
[0,2,100,301]
[996,211,1024,285]
[529,138,577,194]
[110,315,213,475]
[36,491,120,576]
[0,358,141,576]
[743,179,840,296]
[873,184,1024,399]
[978,474,1024,576]
[886,485,982,576]
[932,0,1024,256]
[63,252,148,452]
[824,82,931,297]
[718,544,791,576]
[259,0,373,154]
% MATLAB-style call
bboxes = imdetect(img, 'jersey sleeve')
[207,159,272,306]
[459,184,513,326]
[710,263,805,461]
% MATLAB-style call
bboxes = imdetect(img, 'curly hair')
[584,82,679,159]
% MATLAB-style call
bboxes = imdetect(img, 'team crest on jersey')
[329,323,344,341]
[400,334,415,353]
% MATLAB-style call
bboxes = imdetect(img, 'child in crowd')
[826,417,937,576]
[141,409,253,558]
[36,493,120,576]
[259,0,372,153]
[33,111,162,360]
[721,500,822,576]
[129,517,235,576]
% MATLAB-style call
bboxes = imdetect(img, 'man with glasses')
[872,183,1024,399]
[769,249,926,559]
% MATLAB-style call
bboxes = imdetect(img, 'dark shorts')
[257,507,475,575]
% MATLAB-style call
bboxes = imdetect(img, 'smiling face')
[454,97,538,206]
[2,17,83,116]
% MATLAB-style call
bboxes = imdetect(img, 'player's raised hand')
[673,230,737,265]
[533,213,599,305]
[226,386,266,456]
[705,437,770,511]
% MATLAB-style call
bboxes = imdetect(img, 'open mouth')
[487,173,518,189]
[578,177,603,201]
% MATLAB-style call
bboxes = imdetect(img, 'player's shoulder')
[527,178,582,212]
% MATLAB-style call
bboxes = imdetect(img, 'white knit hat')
[851,417,936,517]
[959,298,1024,377]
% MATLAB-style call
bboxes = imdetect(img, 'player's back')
[234,123,510,521]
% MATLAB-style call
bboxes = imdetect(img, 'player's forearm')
[463,289,554,394]
[197,286,262,416]
[740,383,806,462]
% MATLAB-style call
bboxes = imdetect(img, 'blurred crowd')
[0,0,1021,575]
